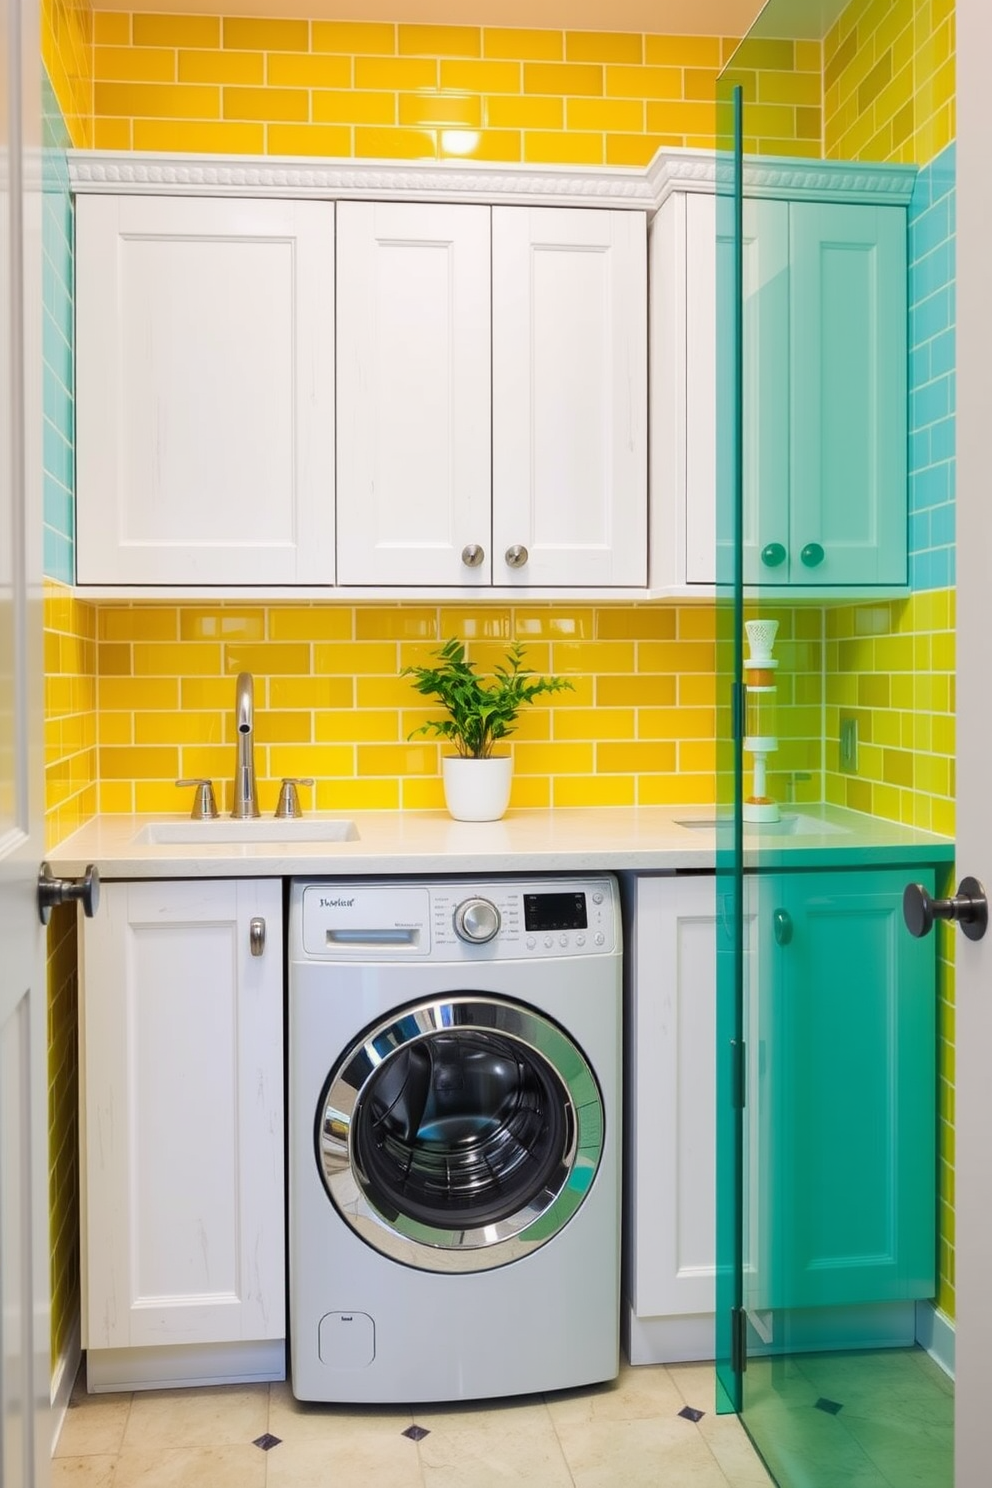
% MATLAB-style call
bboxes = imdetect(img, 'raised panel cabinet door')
[683,194,790,587]
[80,879,285,1350]
[747,869,936,1314]
[627,875,719,1322]
[336,201,492,586]
[789,203,908,585]
[75,196,336,585]
[492,207,647,587]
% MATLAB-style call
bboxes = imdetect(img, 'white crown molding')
[67,150,658,211]
[68,147,918,212]
[647,148,918,208]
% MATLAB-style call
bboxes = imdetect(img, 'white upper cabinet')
[492,207,647,588]
[75,195,336,586]
[336,201,647,590]
[335,201,493,586]
[651,177,909,592]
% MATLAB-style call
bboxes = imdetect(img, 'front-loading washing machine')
[287,874,621,1404]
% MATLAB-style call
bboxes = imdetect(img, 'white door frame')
[951,4,990,1484]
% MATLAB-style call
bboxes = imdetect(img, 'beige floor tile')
[268,1378,416,1443]
[121,1383,270,1451]
[113,1443,266,1487]
[417,1400,573,1487]
[695,1410,775,1487]
[547,1360,685,1428]
[56,1392,132,1457]
[265,1433,426,1488]
[663,1360,724,1413]
[51,1457,117,1487]
[557,1414,732,1488]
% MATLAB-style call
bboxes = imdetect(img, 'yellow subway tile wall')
[89,14,825,164]
[719,36,824,158]
[43,0,94,148]
[94,604,722,813]
[45,583,98,849]
[44,582,97,1372]
[824,0,955,164]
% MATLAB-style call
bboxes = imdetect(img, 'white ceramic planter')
[441,755,513,822]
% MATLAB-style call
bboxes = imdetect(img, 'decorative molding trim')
[648,148,918,208]
[67,150,658,210]
[68,147,918,213]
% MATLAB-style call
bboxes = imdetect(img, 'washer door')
[316,995,605,1272]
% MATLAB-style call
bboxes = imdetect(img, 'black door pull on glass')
[773,908,793,946]
[903,877,988,942]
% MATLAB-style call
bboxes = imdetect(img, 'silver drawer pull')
[505,544,529,569]
[249,917,266,956]
[461,544,485,568]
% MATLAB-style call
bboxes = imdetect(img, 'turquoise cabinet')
[746,867,936,1313]
[705,196,907,589]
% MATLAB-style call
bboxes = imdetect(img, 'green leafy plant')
[402,637,573,759]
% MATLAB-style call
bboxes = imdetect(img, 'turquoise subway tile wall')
[42,69,75,586]
[908,141,956,591]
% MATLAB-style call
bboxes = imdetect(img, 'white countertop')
[47,805,955,880]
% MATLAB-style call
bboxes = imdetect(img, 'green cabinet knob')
[760,542,787,568]
[801,542,825,568]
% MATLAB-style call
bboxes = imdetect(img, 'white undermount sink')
[133,818,360,845]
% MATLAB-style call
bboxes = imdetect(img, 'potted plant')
[402,637,573,821]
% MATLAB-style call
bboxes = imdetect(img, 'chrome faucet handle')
[176,778,219,820]
[275,777,314,820]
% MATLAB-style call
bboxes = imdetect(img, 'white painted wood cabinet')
[336,201,647,589]
[650,186,907,591]
[622,873,722,1365]
[79,879,285,1391]
[75,195,336,586]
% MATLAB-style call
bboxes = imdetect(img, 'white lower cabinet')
[622,873,721,1364]
[79,879,285,1391]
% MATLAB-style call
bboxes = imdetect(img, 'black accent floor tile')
[403,1425,430,1441]
[252,1433,282,1451]
[678,1405,706,1422]
[814,1398,844,1415]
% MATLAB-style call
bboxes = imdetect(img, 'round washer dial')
[453,897,501,943]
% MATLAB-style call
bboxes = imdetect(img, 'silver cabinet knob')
[505,544,529,569]
[249,917,266,956]
[453,897,501,944]
[38,862,100,926]
[461,544,485,568]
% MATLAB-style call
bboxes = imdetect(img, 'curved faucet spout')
[232,672,260,818]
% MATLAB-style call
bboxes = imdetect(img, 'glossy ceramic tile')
[55,1362,775,1487]
[90,11,820,160]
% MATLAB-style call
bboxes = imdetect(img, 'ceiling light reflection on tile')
[440,128,482,156]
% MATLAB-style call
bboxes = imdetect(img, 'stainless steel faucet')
[231,672,260,819]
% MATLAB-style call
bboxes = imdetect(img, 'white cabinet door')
[493,207,647,587]
[76,196,336,586]
[80,879,284,1353]
[336,200,492,586]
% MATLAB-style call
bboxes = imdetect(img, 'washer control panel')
[296,876,619,961]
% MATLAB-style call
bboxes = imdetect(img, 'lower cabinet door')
[747,868,937,1313]
[80,879,285,1350]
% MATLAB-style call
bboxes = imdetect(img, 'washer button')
[592,891,604,904]
[526,936,536,950]
[544,936,554,949]
[576,934,586,947]
[594,931,605,946]
[559,933,568,947]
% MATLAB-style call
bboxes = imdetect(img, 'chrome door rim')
[316,995,605,1273]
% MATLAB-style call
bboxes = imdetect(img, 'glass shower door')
[714,4,955,1486]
